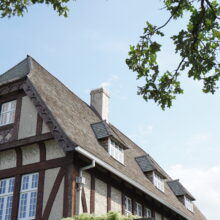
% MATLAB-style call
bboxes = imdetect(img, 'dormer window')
[167,179,195,212]
[135,155,167,192]
[153,172,164,192]
[109,139,124,164]
[0,100,16,126]
[184,196,194,212]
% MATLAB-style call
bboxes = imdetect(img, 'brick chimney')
[90,88,110,122]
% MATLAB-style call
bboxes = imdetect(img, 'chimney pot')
[90,88,110,122]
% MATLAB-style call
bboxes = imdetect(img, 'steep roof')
[0,56,206,220]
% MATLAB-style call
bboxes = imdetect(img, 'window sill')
[109,155,126,166]
[0,123,14,131]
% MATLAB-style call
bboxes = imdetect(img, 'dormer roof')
[167,179,195,201]
[135,155,167,179]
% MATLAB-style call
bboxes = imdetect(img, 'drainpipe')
[76,160,96,216]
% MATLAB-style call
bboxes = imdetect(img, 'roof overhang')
[75,146,191,220]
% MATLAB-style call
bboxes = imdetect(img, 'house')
[0,56,206,220]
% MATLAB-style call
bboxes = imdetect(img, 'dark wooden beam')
[0,132,53,152]
[36,113,43,135]
[82,187,88,213]
[42,167,66,219]
[0,156,72,179]
[107,184,111,212]
[90,174,95,213]
[36,143,46,219]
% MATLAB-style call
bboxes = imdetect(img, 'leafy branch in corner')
[126,0,220,109]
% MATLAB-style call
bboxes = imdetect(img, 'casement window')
[135,202,142,217]
[144,208,152,218]
[184,196,194,212]
[0,177,15,220]
[0,100,16,126]
[18,173,39,220]
[109,140,124,164]
[124,196,132,216]
[153,172,164,192]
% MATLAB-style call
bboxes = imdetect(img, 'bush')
[62,211,135,220]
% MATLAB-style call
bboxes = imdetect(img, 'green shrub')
[62,211,135,220]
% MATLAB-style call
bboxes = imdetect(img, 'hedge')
[62,211,135,220]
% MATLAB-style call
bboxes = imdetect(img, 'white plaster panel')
[83,171,91,213]
[0,150,16,170]
[45,140,65,160]
[49,178,64,220]
[18,96,38,139]
[95,178,107,215]
[111,187,121,212]
[155,212,162,220]
[43,167,60,212]
[42,121,50,134]
[21,144,40,165]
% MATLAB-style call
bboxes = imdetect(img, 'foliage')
[62,212,135,220]
[0,0,70,17]
[126,0,220,109]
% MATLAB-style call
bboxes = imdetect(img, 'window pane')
[8,179,15,193]
[0,180,6,195]
[5,196,13,220]
[29,192,37,217]
[22,176,29,191]
[19,193,28,218]
[31,174,38,189]
[0,197,4,220]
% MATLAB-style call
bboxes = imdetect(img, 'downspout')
[76,160,96,216]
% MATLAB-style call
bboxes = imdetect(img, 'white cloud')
[100,75,119,88]
[167,164,220,220]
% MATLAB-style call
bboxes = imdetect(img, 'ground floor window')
[0,172,39,220]
[124,196,132,216]
[135,202,142,217]
[18,173,39,220]
[0,177,15,220]
[145,207,152,218]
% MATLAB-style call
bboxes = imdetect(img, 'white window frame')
[108,139,124,164]
[18,173,39,220]
[144,207,152,218]
[124,196,132,216]
[0,177,15,220]
[0,100,16,126]
[184,196,194,212]
[135,202,142,217]
[153,172,164,192]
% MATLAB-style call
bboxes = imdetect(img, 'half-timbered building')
[0,56,206,220]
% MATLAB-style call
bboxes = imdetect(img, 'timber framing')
[23,79,76,152]
[0,156,72,179]
[0,132,53,152]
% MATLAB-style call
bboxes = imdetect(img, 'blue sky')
[0,0,219,219]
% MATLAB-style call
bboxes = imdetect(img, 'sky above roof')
[0,0,219,219]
